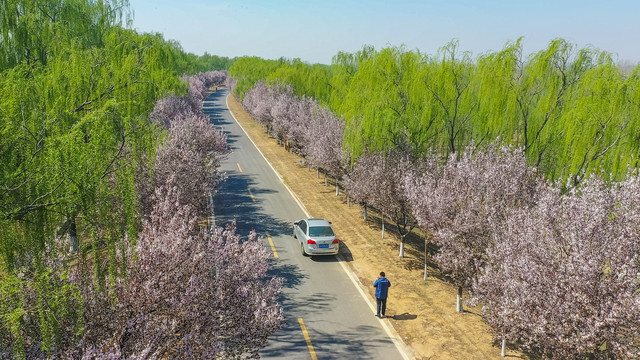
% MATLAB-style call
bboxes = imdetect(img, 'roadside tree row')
[231,76,640,359]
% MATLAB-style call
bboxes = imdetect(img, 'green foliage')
[267,60,333,103]
[1,267,83,359]
[228,56,290,99]
[229,40,640,181]
[0,0,131,70]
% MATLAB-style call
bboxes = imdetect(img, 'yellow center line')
[266,232,278,258]
[298,318,318,360]
[237,163,242,172]
[248,188,255,202]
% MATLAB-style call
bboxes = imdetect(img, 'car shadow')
[310,255,340,263]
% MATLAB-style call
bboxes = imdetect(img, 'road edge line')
[225,93,311,216]
[226,93,414,360]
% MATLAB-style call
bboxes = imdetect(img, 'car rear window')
[309,226,334,237]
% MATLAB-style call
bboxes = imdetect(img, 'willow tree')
[267,60,333,105]
[0,4,198,282]
[617,65,640,173]
[515,39,595,174]
[557,54,628,185]
[228,56,288,99]
[471,39,521,145]
[423,40,478,155]
[328,45,376,116]
[0,0,131,70]
[341,47,428,160]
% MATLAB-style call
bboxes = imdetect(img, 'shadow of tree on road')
[260,320,396,360]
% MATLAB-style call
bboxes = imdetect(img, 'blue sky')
[128,0,640,65]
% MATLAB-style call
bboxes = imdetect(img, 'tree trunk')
[363,205,368,221]
[335,183,339,196]
[456,286,463,313]
[501,338,506,357]
[381,213,385,239]
[316,168,320,179]
[68,215,78,252]
[424,240,428,280]
[398,240,405,258]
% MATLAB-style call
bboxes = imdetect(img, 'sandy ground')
[225,92,527,360]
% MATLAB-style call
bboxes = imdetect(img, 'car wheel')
[301,243,308,257]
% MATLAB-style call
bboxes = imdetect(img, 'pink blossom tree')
[344,150,418,257]
[225,76,238,94]
[149,95,199,129]
[183,71,227,108]
[406,143,542,309]
[304,105,348,183]
[150,113,227,219]
[74,182,283,359]
[269,85,297,144]
[473,174,640,359]
[242,81,275,129]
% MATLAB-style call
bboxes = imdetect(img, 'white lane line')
[225,93,413,360]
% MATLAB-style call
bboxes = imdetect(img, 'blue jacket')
[373,277,391,299]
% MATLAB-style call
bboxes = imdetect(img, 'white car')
[293,218,339,256]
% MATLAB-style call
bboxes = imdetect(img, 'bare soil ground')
[226,93,527,360]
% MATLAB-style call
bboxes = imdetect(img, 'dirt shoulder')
[226,93,526,360]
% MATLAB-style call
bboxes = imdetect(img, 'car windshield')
[308,226,334,237]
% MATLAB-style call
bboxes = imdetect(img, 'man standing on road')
[373,272,391,318]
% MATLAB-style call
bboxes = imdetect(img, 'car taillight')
[307,239,316,245]
[332,238,339,244]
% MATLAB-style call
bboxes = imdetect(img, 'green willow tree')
[514,39,596,175]
[267,60,333,103]
[0,0,131,70]
[0,28,186,270]
[341,47,431,160]
[423,40,478,155]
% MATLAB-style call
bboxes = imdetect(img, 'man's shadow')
[389,313,417,320]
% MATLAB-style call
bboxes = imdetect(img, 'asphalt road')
[204,89,407,360]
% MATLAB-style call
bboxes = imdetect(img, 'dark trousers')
[376,297,387,316]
